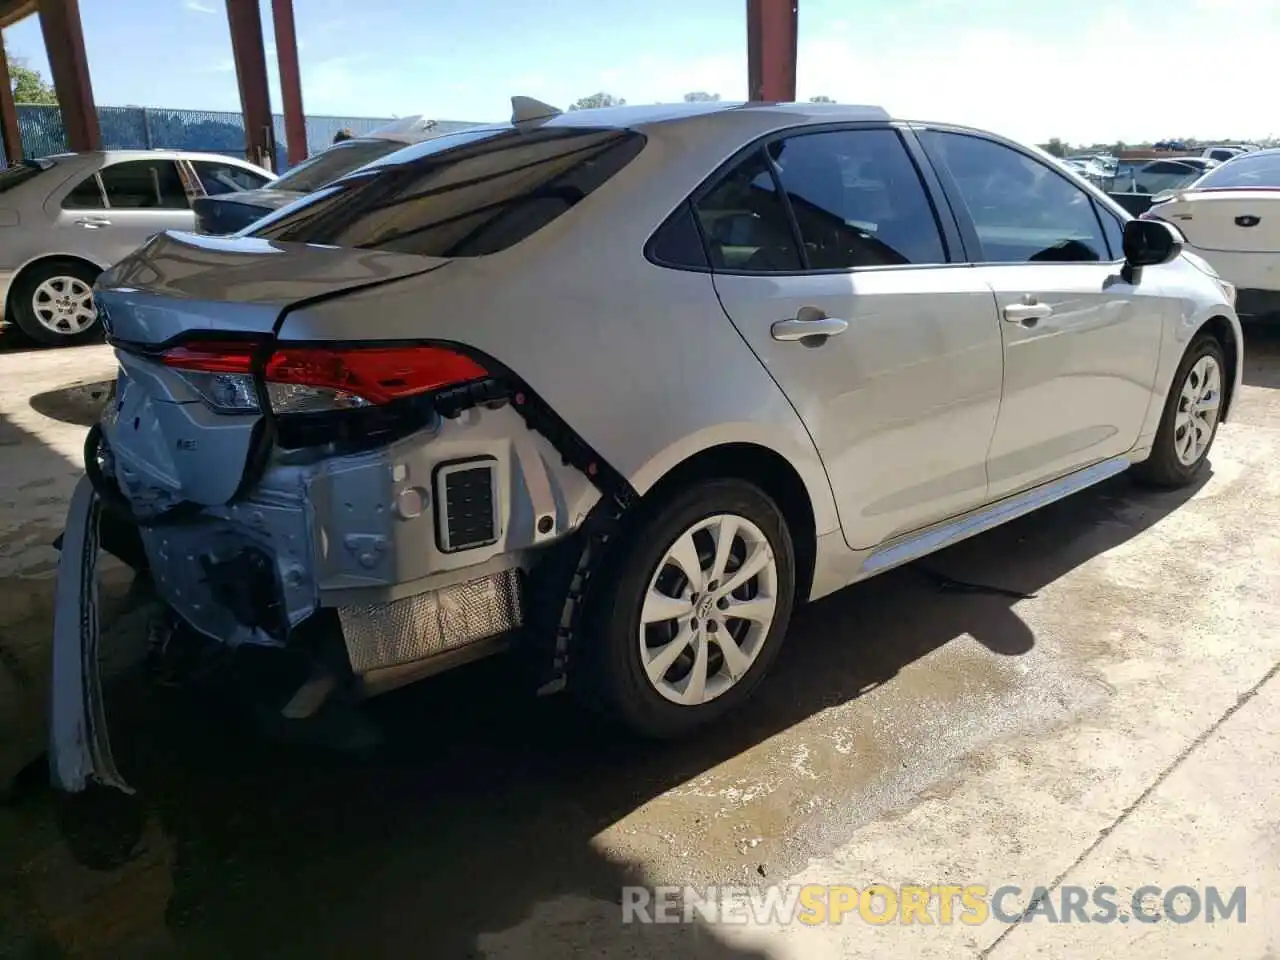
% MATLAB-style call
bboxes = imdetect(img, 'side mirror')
[1121,218,1183,282]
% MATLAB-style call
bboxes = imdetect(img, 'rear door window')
[252,127,645,257]
[62,173,106,209]
[768,128,947,268]
[692,149,801,272]
[97,159,189,209]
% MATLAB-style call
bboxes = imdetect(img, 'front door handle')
[76,217,111,229]
[771,316,849,343]
[1003,299,1053,325]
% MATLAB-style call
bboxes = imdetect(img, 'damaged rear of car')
[52,119,662,790]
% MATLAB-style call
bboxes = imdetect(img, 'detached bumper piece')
[338,568,524,681]
[50,476,133,795]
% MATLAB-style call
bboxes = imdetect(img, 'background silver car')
[0,149,274,345]
[52,102,1244,788]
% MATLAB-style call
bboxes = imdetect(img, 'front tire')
[11,259,102,346]
[1133,333,1225,487]
[577,478,796,738]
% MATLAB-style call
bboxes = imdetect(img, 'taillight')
[160,340,489,415]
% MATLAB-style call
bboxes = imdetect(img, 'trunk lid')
[98,230,446,344]
[1152,189,1280,253]
[97,231,449,507]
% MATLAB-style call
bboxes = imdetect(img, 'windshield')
[271,139,407,194]
[1195,152,1280,190]
[0,158,53,194]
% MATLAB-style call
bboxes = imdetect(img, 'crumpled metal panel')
[337,568,523,674]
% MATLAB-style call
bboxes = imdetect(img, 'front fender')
[1140,259,1243,449]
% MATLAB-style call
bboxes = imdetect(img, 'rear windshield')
[248,126,646,257]
[272,138,407,194]
[1195,152,1280,190]
[0,159,53,194]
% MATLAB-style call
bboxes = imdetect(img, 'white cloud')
[786,8,1280,145]
[184,0,216,14]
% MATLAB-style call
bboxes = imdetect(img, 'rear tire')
[10,259,103,346]
[1132,333,1225,487]
[576,478,796,739]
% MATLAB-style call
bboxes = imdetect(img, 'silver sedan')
[0,149,274,345]
[50,102,1244,792]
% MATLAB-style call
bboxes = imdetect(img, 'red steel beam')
[225,0,274,169]
[746,0,798,102]
[37,0,99,151]
[270,0,306,167]
[0,34,23,163]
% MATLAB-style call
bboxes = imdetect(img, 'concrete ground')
[1,323,1279,958]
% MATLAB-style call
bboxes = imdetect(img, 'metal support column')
[37,0,99,151]
[746,0,798,102]
[270,0,306,166]
[0,34,23,163]
[225,0,273,169]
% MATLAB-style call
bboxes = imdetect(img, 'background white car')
[1144,148,1280,320]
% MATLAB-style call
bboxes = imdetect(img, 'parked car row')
[52,99,1245,791]
[1141,148,1280,322]
[0,115,459,346]
[0,150,275,344]
[192,115,448,235]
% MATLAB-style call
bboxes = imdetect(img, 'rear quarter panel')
[276,113,842,539]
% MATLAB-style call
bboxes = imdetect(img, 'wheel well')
[4,254,103,324]
[641,443,818,603]
[1199,315,1238,420]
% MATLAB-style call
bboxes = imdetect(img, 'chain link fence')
[14,104,480,172]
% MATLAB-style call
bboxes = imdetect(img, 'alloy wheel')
[32,276,97,336]
[1174,354,1221,466]
[638,513,779,706]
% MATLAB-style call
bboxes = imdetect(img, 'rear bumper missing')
[102,395,599,676]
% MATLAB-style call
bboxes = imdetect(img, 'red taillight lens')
[161,340,489,412]
[264,345,488,405]
[160,341,256,373]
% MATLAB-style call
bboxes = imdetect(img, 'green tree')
[683,91,720,102]
[569,92,625,111]
[809,95,835,103]
[5,43,57,105]
[1043,137,1066,158]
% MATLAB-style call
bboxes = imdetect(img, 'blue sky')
[4,0,1276,144]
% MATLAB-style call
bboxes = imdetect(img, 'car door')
[917,129,1164,500]
[54,158,196,266]
[699,126,1004,550]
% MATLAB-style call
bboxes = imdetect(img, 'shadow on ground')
[1,465,1208,958]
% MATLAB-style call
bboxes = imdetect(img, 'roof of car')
[42,149,275,171]
[536,100,891,129]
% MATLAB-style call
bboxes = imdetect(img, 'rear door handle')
[76,217,111,229]
[1003,300,1053,325]
[770,316,849,342]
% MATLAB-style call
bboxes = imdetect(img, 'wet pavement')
[2,324,1279,958]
